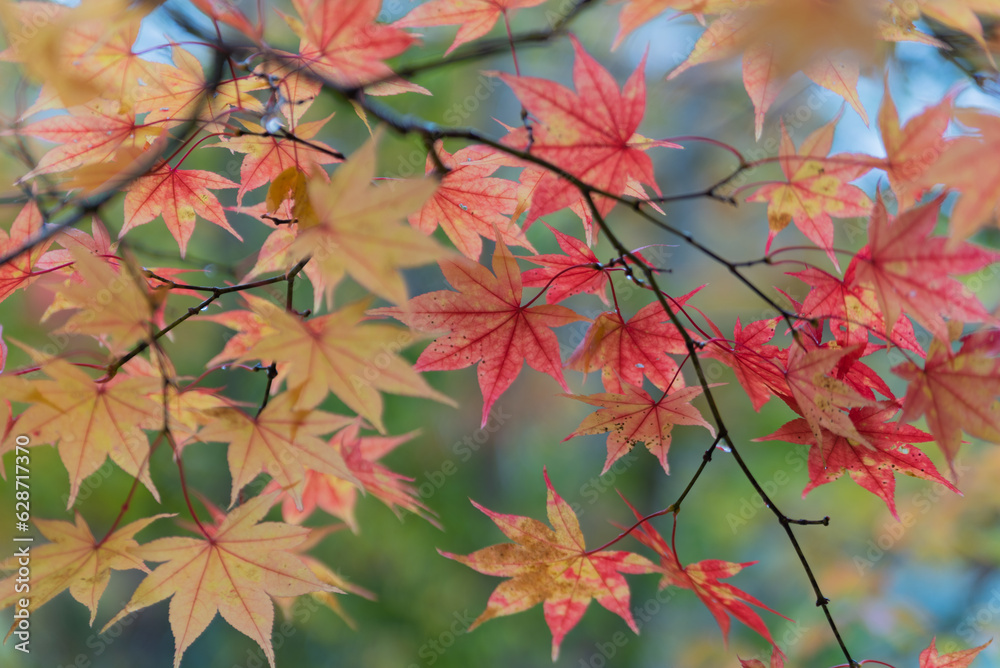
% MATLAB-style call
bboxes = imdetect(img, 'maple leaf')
[101,494,337,668]
[893,328,1000,476]
[790,263,923,353]
[122,164,241,256]
[498,35,674,225]
[440,469,657,660]
[408,144,532,260]
[12,99,160,180]
[922,109,1000,240]
[623,497,785,650]
[613,0,725,50]
[0,0,166,113]
[283,0,423,94]
[135,46,267,128]
[213,117,341,204]
[919,637,992,668]
[394,0,546,55]
[0,353,162,507]
[194,391,356,508]
[46,246,161,356]
[756,402,959,519]
[852,193,999,342]
[0,513,169,624]
[740,647,785,668]
[561,379,714,474]
[187,0,261,39]
[915,0,1000,61]
[234,298,454,434]
[369,236,586,427]
[0,202,53,306]
[289,133,448,305]
[745,117,872,268]
[268,423,434,530]
[782,342,874,448]
[702,317,787,412]
[567,288,699,393]
[664,0,942,136]
[521,223,612,305]
[240,226,319,303]
[869,78,954,209]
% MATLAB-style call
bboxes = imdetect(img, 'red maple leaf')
[498,35,675,225]
[521,223,614,305]
[782,342,874,448]
[623,496,786,650]
[561,379,714,474]
[122,165,241,256]
[369,237,586,427]
[0,202,53,305]
[284,0,423,93]
[894,328,1000,477]
[756,402,959,519]
[919,637,992,668]
[790,263,923,354]
[852,193,999,342]
[702,316,787,412]
[567,288,700,393]
[213,117,341,203]
[408,144,532,260]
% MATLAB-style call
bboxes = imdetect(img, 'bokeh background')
[2,1,1000,667]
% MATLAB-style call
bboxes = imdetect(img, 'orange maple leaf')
[561,379,714,474]
[0,513,169,624]
[101,495,337,668]
[289,133,448,305]
[441,469,658,660]
[234,298,454,434]
[47,246,161,356]
[13,99,160,180]
[268,423,433,530]
[135,46,266,128]
[0,353,161,507]
[195,391,356,508]
[870,78,954,209]
[369,236,585,427]
[923,109,1000,241]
